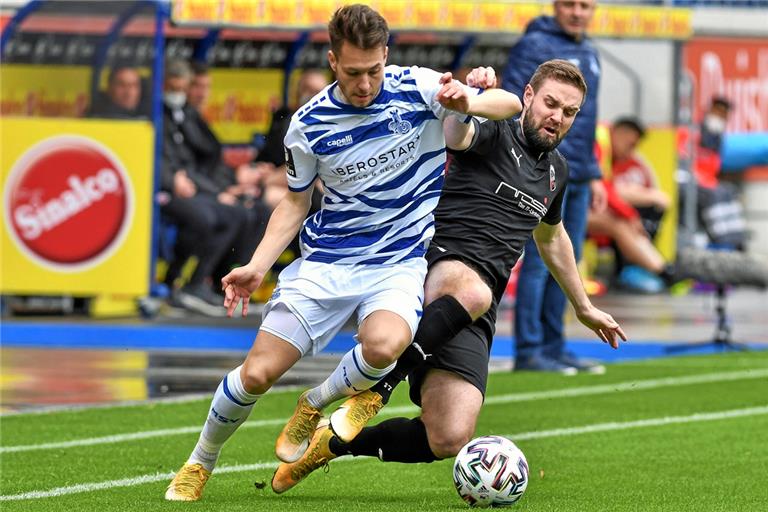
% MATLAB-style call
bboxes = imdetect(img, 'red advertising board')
[684,37,768,132]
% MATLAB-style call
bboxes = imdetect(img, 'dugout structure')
[0,0,693,316]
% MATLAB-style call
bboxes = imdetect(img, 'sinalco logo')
[4,135,134,271]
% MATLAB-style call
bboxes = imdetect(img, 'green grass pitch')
[1,351,767,511]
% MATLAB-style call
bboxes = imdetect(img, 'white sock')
[188,365,260,471]
[306,344,395,409]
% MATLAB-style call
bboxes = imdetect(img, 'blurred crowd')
[81,49,754,317]
[84,60,329,316]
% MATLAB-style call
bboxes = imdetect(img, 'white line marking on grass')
[0,386,308,417]
[2,405,767,501]
[0,463,277,502]
[2,368,767,455]
[481,367,768,407]
[0,418,285,454]
[508,405,768,441]
[382,367,768,415]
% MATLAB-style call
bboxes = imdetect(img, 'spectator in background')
[692,96,747,250]
[608,117,670,242]
[86,66,148,119]
[241,69,330,209]
[503,0,607,374]
[187,61,213,111]
[159,59,248,316]
[183,62,271,283]
[588,117,678,293]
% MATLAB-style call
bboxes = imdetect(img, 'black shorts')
[407,242,497,407]
[407,322,491,407]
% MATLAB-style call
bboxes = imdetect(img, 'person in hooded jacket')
[503,0,608,374]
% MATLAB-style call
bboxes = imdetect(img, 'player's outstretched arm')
[439,67,520,150]
[222,187,313,317]
[436,71,521,121]
[533,221,627,348]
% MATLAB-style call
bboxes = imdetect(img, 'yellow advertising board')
[1,117,154,296]
[200,68,284,143]
[0,65,92,118]
[172,0,692,39]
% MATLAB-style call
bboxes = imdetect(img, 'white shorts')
[261,257,427,356]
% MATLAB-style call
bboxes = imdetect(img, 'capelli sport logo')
[4,136,134,271]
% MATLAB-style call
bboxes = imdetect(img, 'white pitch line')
[0,419,285,454]
[0,385,308,417]
[0,462,277,502]
[507,405,768,441]
[2,405,767,501]
[2,368,766,455]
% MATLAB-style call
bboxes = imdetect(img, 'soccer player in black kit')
[272,59,627,492]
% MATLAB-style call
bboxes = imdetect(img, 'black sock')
[371,295,472,403]
[329,417,439,463]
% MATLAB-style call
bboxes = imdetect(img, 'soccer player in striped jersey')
[165,4,522,501]
[270,59,627,494]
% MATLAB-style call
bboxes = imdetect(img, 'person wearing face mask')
[691,96,747,250]
[158,59,248,316]
[502,0,608,375]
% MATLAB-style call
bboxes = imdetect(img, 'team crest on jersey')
[387,109,412,135]
[549,164,556,191]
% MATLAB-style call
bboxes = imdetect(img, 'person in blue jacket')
[503,0,608,374]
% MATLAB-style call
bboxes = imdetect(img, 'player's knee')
[240,365,275,394]
[428,428,473,459]
[457,284,493,320]
[445,282,492,319]
[359,339,402,368]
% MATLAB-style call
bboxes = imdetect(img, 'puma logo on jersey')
[510,147,523,167]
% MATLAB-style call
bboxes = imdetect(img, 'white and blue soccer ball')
[453,435,529,508]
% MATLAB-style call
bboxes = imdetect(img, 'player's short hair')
[328,4,389,56]
[613,116,646,138]
[529,59,588,105]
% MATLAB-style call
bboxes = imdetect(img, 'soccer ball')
[453,435,529,507]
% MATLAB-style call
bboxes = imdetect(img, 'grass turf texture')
[1,351,766,511]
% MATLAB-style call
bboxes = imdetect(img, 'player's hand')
[465,66,497,89]
[437,72,470,114]
[576,306,627,349]
[221,263,266,317]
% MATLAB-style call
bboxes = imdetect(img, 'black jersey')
[429,117,569,303]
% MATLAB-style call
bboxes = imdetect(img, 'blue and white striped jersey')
[284,65,475,265]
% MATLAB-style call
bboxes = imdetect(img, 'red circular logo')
[5,136,133,270]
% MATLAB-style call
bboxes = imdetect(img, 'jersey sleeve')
[463,118,502,155]
[542,183,567,225]
[410,66,479,121]
[283,118,318,192]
